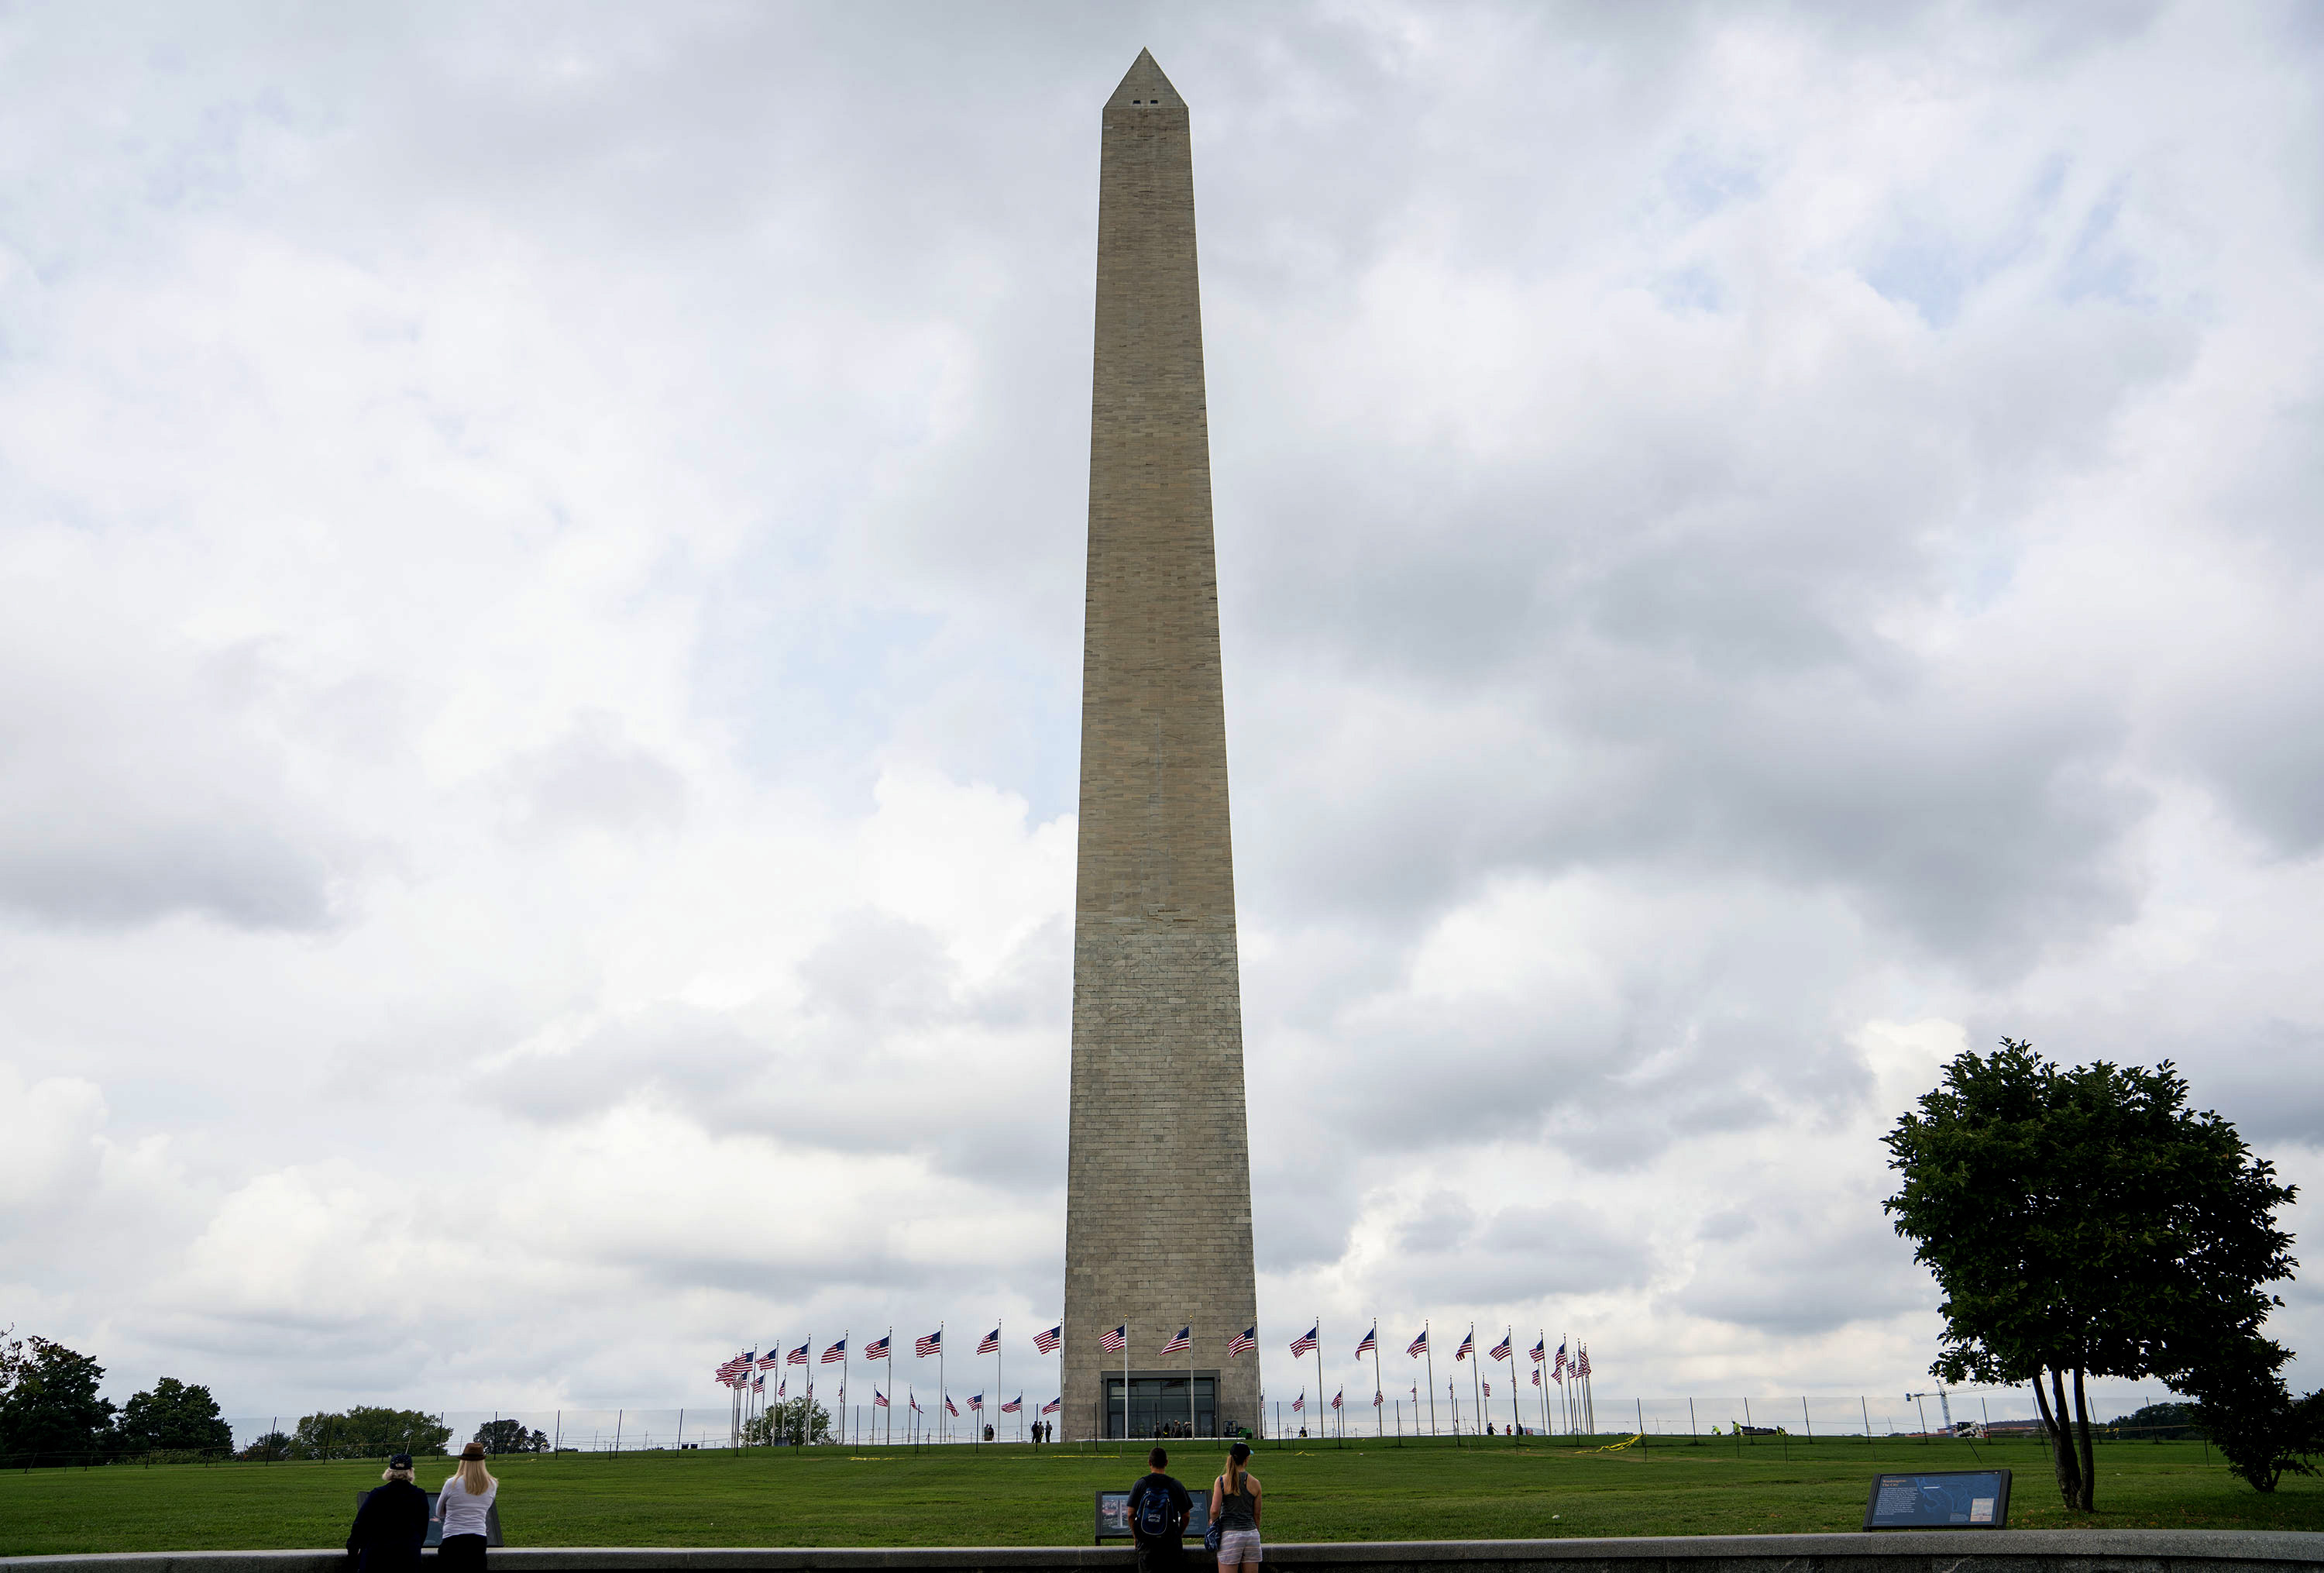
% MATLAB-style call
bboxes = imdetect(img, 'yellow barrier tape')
[1585,1434,1643,1453]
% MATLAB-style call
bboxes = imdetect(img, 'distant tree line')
[0,1330,232,1465]
[1,1328,554,1468]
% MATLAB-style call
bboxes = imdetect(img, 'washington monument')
[1061,50,1259,1440]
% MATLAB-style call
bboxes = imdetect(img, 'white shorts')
[1216,1530,1263,1564]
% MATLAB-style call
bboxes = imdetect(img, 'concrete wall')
[7,1533,2322,1573]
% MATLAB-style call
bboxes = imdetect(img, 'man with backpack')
[1127,1446,1193,1572]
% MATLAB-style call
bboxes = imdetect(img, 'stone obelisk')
[1061,50,1258,1441]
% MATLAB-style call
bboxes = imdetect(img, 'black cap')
[389,1453,413,1470]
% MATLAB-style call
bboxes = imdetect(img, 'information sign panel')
[1094,1489,1209,1544]
[1862,1468,2009,1530]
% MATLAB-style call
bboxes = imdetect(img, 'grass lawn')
[3,1435,2319,1555]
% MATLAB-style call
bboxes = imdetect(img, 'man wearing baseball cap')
[346,1453,428,1573]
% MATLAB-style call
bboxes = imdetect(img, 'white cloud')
[2,0,2320,1423]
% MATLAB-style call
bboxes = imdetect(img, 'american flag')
[1577,1344,1591,1376]
[1373,1390,1384,1406]
[1291,1391,1305,1413]
[1529,1339,1545,1365]
[778,1379,787,1397]
[978,1327,1001,1355]
[1552,1342,1567,1382]
[1041,1396,1061,1414]
[1034,1324,1061,1354]
[1100,1324,1127,1354]
[968,1392,984,1411]
[1531,1368,1541,1387]
[716,1358,748,1382]
[1455,1328,1476,1361]
[789,1341,810,1365]
[1289,1324,1318,1357]
[944,1394,959,1416]
[863,1336,891,1361]
[1160,1327,1191,1355]
[1483,1381,1492,1397]
[1226,1326,1256,1358]
[1406,1330,1428,1358]
[909,1396,921,1413]
[753,1375,765,1393]
[1354,1326,1377,1358]
[1489,1334,1513,1361]
[874,1389,889,1408]
[1331,1390,1343,1410]
[917,1330,942,1358]
[821,1338,847,1364]
[757,1349,782,1371]
[1001,1396,1023,1413]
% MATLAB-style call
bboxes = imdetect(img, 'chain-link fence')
[3,1386,2203,1469]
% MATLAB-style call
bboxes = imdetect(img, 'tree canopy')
[0,1332,119,1465]
[118,1377,233,1454]
[292,1406,452,1459]
[1882,1040,2296,1511]
[474,1418,550,1454]
[744,1396,831,1447]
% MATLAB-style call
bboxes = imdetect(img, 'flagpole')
[1124,1320,1132,1448]
[1536,1330,1549,1438]
[1505,1327,1521,1438]
[1371,1325,1384,1438]
[996,1318,1003,1447]
[886,1328,896,1447]
[1424,1321,1437,1438]
[938,1322,946,1444]
[1188,1326,1196,1439]
[1468,1326,1482,1440]
[1312,1316,1324,1440]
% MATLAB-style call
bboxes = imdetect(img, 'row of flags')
[718,1323,1596,1382]
[717,1325,1060,1382]
[714,1322,1595,1437]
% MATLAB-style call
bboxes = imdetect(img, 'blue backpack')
[1135,1482,1176,1540]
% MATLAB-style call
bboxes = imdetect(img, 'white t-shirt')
[436,1475,497,1538]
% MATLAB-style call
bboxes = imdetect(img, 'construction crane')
[1904,1388,1954,1436]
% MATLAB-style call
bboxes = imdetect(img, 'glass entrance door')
[1105,1374,1218,1437]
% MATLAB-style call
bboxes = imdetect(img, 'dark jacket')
[348,1479,430,1573]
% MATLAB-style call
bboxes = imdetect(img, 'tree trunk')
[2033,1368,2087,1510]
[2071,1365,2097,1512]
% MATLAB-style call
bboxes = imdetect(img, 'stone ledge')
[5,1534,2321,1573]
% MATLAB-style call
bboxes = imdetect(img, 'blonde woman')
[434,1441,498,1571]
[1209,1441,1261,1573]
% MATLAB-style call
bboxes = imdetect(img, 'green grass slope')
[3,1436,2319,1555]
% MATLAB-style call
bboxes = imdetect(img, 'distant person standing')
[1209,1440,1261,1573]
[1128,1445,1192,1573]
[346,1453,428,1573]
[434,1442,497,1572]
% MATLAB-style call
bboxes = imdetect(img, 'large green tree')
[118,1377,234,1455]
[744,1396,831,1447]
[1882,1040,2296,1512]
[291,1406,452,1459]
[0,1332,119,1465]
[473,1418,549,1454]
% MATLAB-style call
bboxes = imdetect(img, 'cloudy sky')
[4,0,2321,1430]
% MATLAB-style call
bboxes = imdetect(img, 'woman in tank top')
[1209,1440,1262,1571]
[433,1442,498,1572]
